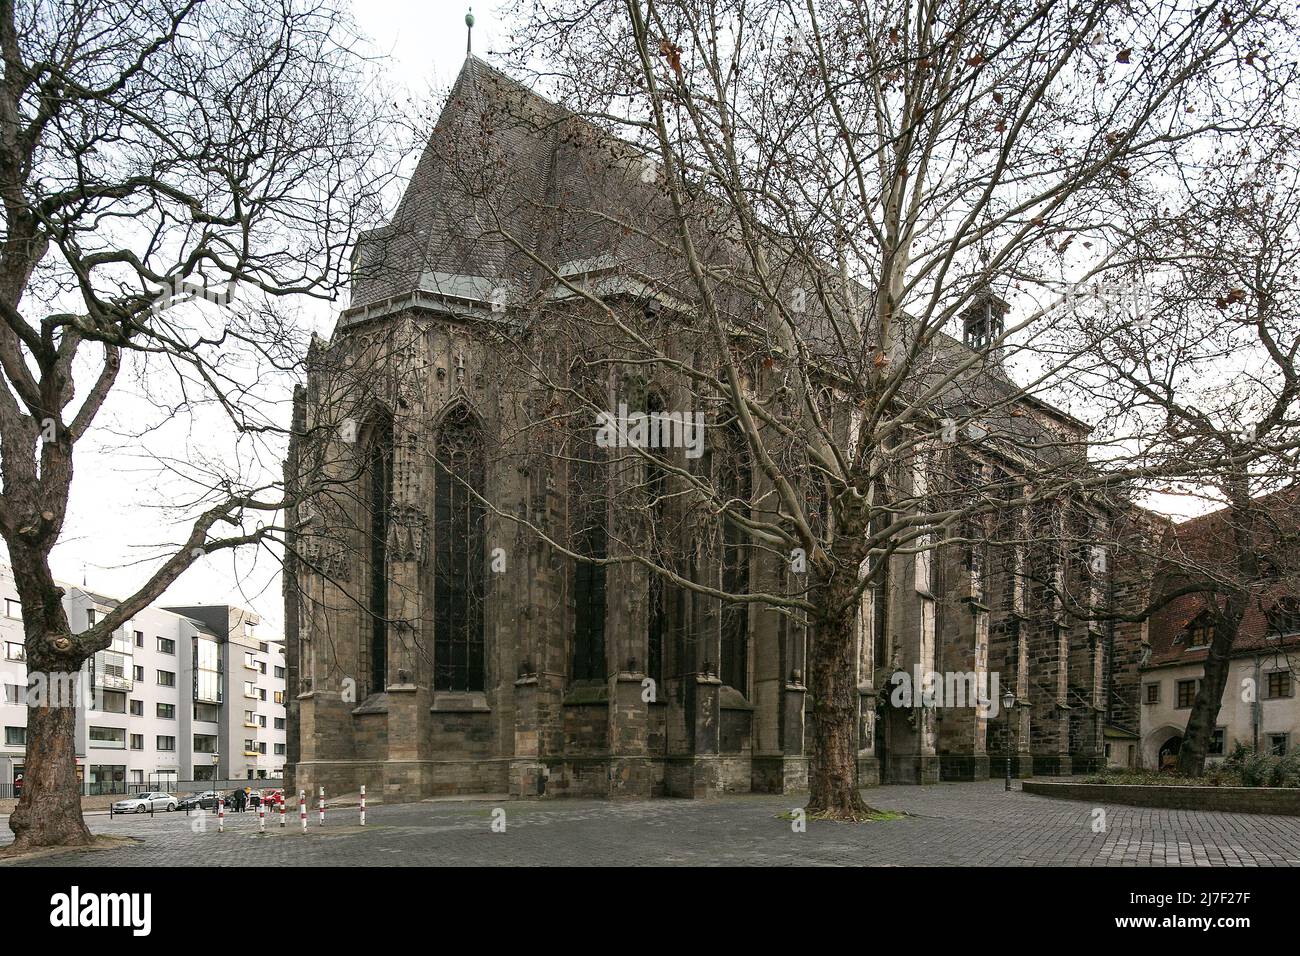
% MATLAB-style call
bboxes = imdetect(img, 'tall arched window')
[718,421,752,693]
[433,405,486,692]
[571,372,607,683]
[645,392,668,685]
[366,415,393,697]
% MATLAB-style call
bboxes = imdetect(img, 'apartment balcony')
[92,671,132,692]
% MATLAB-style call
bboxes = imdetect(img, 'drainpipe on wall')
[1253,656,1262,753]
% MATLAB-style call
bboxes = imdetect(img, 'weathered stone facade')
[284,56,1146,803]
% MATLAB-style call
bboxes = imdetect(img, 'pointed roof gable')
[348,56,565,311]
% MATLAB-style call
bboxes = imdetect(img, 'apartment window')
[132,665,144,682]
[86,609,97,625]
[243,710,256,725]
[275,742,286,755]
[129,698,143,716]
[194,636,222,705]
[193,734,217,754]
[244,652,258,670]
[273,690,283,705]
[89,725,126,749]
[258,715,266,728]
[1266,670,1294,699]
[1268,733,1289,756]
[244,681,257,699]
[5,726,25,746]
[1176,679,1198,709]
[4,598,20,619]
[98,690,126,714]
[4,683,24,704]
[274,666,285,679]
[258,661,267,675]
[129,733,143,751]
[1144,683,1160,704]
[1208,727,1226,756]
[274,717,285,730]
[157,637,175,655]
[193,702,218,722]
[5,642,25,662]
[259,688,267,701]
[244,738,256,753]
[156,736,176,752]
[156,670,175,687]
[156,702,175,719]
[133,630,144,647]
[259,641,268,653]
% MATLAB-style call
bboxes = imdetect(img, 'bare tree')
[435,0,1291,815]
[1058,129,1300,775]
[0,0,399,851]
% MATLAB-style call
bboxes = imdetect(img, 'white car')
[112,791,177,813]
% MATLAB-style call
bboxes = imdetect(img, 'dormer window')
[1183,611,1215,648]
[1266,597,1300,638]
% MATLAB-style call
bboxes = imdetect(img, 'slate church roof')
[341,55,1091,459]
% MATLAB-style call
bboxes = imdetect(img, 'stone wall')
[1023,780,1300,815]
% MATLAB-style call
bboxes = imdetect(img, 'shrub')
[1275,751,1300,788]
[1240,751,1282,787]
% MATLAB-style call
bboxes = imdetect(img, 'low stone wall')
[1023,780,1300,815]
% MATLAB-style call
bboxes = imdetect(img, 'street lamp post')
[1003,689,1017,792]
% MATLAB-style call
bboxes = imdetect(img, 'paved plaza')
[2,780,1298,867]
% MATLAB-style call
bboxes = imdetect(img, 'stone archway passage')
[1158,734,1182,770]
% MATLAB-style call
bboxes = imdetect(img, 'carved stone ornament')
[387,503,429,564]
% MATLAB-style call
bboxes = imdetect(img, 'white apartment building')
[0,565,286,794]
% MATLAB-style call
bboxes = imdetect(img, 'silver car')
[112,791,177,813]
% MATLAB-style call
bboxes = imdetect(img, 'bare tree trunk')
[805,571,874,818]
[3,550,93,852]
[1176,598,1242,777]
[7,691,92,851]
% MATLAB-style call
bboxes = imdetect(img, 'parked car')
[177,790,221,810]
[112,791,177,813]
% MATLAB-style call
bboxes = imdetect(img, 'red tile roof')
[1146,487,1300,667]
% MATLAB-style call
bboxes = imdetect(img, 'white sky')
[6,1,1211,634]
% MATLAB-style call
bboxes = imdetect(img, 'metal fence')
[0,778,284,800]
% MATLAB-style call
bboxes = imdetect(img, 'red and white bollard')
[217,796,225,833]
[299,789,306,831]
[360,784,366,826]
[258,799,265,833]
[279,794,285,827]
[318,785,325,826]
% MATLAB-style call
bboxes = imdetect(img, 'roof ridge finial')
[465,7,475,57]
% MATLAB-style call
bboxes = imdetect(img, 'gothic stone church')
[283,56,1148,802]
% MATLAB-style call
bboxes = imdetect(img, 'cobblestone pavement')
[2,779,1299,866]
